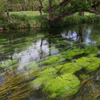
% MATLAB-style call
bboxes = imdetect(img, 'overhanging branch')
[53,9,99,22]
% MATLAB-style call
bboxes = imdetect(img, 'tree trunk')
[97,6,100,13]
[6,0,10,22]
[22,0,26,11]
[79,11,84,16]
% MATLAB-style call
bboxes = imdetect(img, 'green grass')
[1,11,100,29]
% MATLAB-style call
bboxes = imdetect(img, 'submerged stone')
[43,73,80,98]
[76,57,100,72]
[43,56,63,64]
[60,63,82,74]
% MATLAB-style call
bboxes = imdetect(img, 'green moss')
[43,73,80,98]
[79,74,90,79]
[0,60,18,69]
[65,48,84,60]
[43,56,62,64]
[55,65,63,70]
[60,63,82,74]
[76,57,100,72]
[30,67,57,89]
[84,46,98,54]
[39,67,57,77]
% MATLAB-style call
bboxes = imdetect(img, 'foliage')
[60,63,82,74]
[38,0,100,26]
[76,57,100,72]
[0,60,18,69]
[43,56,63,64]
[43,73,80,98]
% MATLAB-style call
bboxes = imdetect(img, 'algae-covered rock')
[65,47,84,60]
[60,63,82,74]
[85,57,100,72]
[0,60,18,69]
[30,67,57,89]
[43,56,63,64]
[84,46,98,54]
[43,73,80,98]
[76,57,100,72]
[39,67,57,77]
[79,74,90,79]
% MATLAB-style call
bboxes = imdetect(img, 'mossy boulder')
[43,56,63,64]
[30,67,57,89]
[76,57,100,72]
[60,63,82,74]
[43,73,80,98]
[79,74,90,79]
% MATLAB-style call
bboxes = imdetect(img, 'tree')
[38,0,100,27]
[6,0,10,22]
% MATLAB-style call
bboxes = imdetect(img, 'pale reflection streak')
[12,38,58,70]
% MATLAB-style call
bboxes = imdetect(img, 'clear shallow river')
[0,24,100,100]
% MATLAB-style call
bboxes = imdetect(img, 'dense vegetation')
[0,1,100,99]
[0,0,100,29]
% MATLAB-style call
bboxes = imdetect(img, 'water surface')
[0,24,100,100]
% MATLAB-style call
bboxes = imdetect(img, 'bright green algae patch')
[59,63,82,74]
[43,73,80,98]
[30,70,80,98]
[76,57,100,72]
[30,56,100,98]
[0,60,18,69]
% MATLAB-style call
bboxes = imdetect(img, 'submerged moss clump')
[79,74,90,79]
[60,63,82,74]
[65,47,84,60]
[0,60,18,69]
[43,56,63,65]
[43,73,80,98]
[76,57,100,72]
[30,67,57,89]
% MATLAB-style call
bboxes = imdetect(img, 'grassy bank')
[1,11,100,29]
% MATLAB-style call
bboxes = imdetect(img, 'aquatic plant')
[0,71,36,100]
[30,67,57,90]
[0,60,18,69]
[60,63,82,74]
[84,46,98,54]
[43,56,63,65]
[76,57,100,72]
[43,73,80,98]
[79,74,90,79]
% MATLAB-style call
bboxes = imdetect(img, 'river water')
[0,23,100,100]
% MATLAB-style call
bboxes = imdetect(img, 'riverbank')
[0,11,100,30]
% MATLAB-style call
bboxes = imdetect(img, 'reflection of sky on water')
[84,29,96,45]
[61,28,97,46]
[12,38,58,70]
[61,31,77,41]
[0,27,98,71]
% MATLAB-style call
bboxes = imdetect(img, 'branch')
[52,0,72,12]
[38,0,49,20]
[92,2,100,8]
[85,10,99,14]
[53,10,99,21]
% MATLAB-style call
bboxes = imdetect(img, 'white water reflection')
[61,28,97,46]
[61,31,78,41]
[12,38,58,70]
[84,29,96,45]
